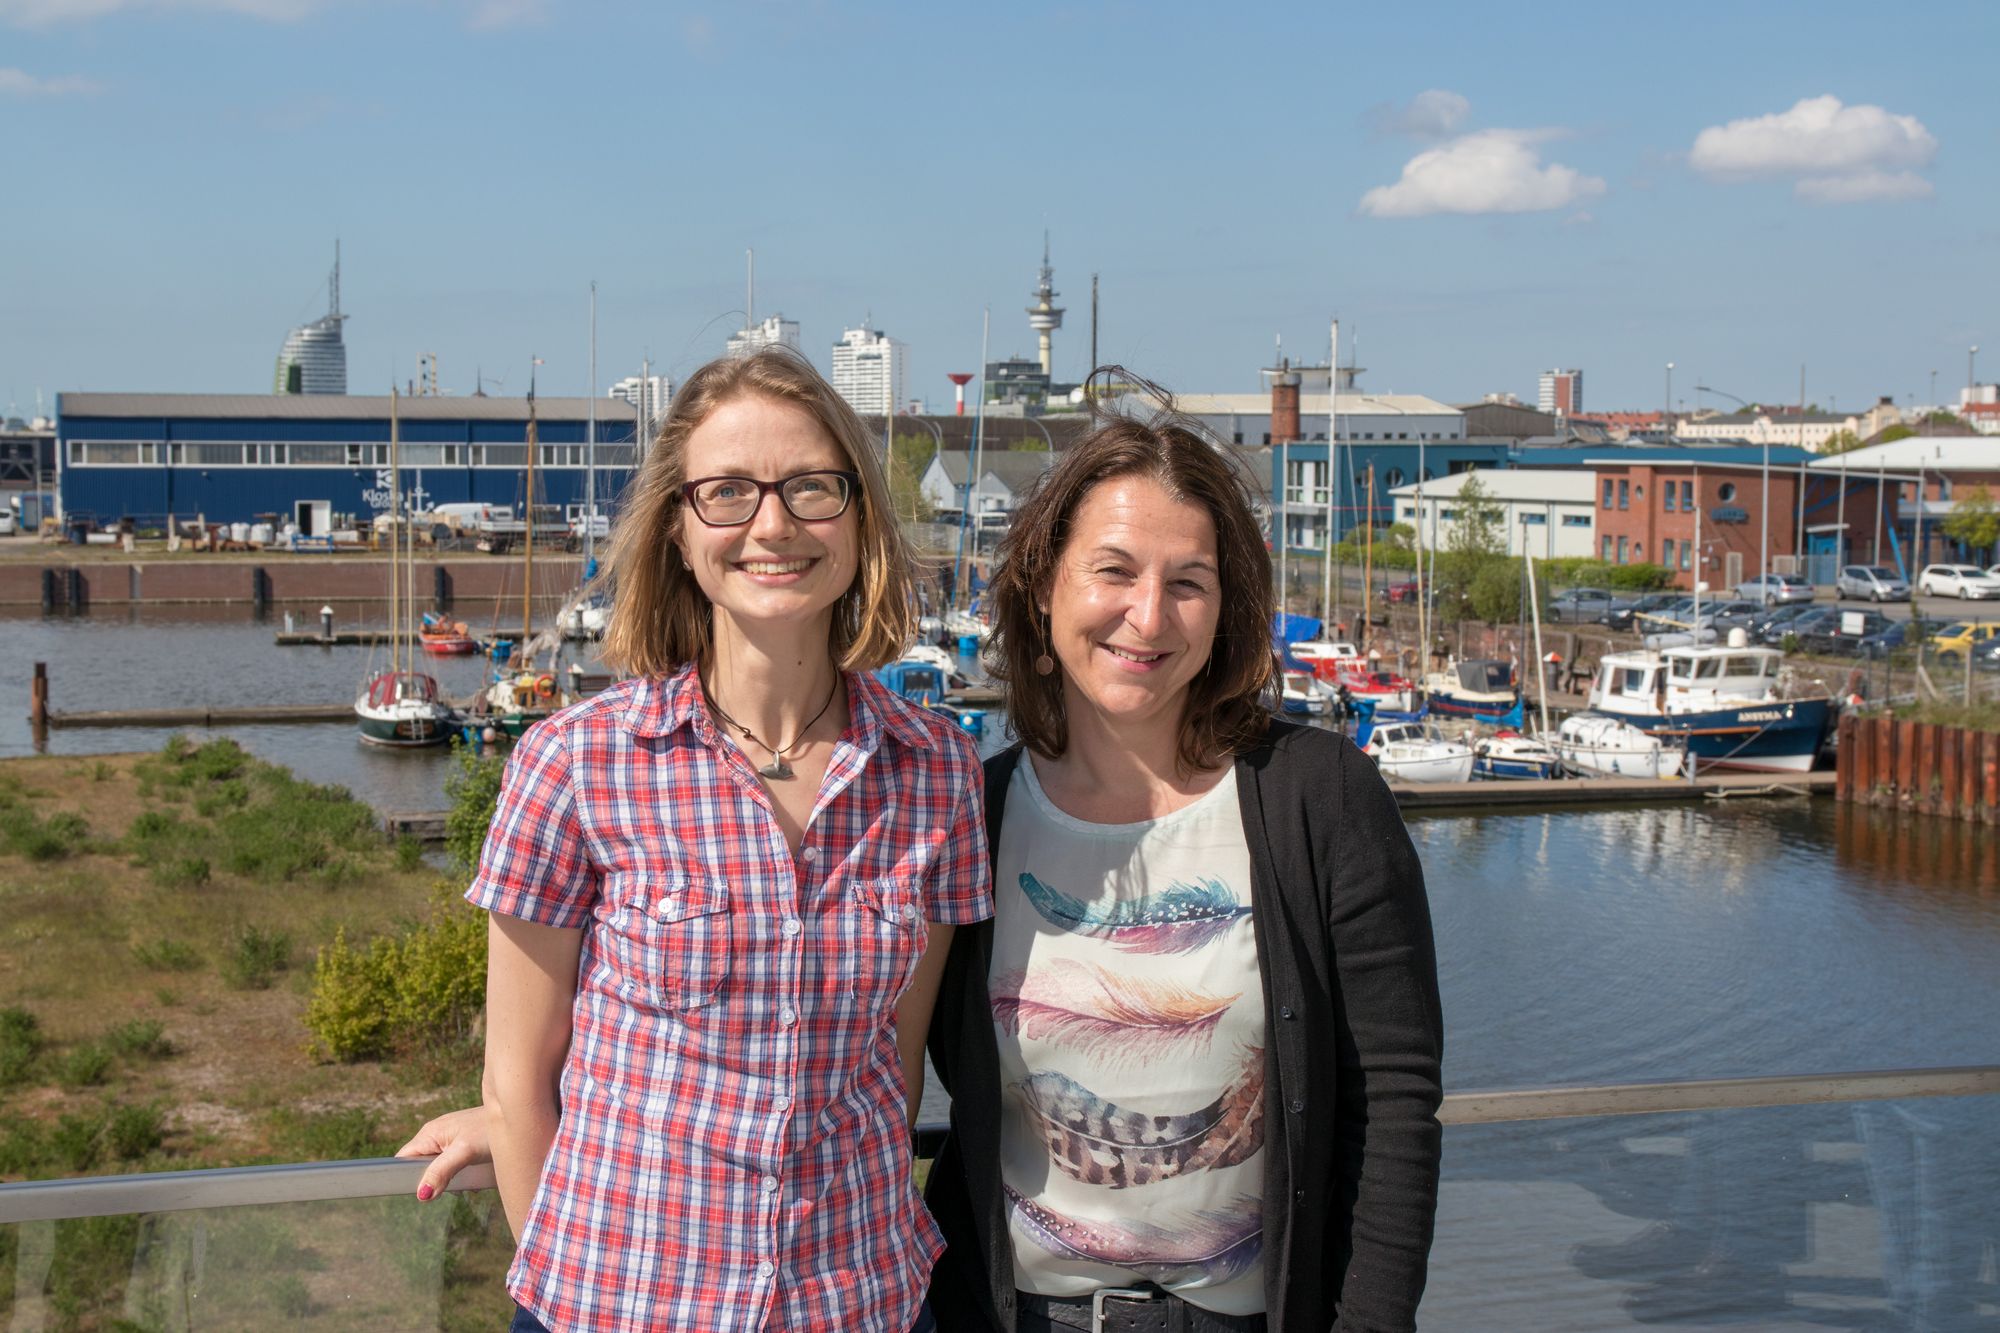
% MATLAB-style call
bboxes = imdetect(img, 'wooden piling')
[30,662,49,728]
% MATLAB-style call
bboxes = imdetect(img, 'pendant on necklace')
[758,755,794,781]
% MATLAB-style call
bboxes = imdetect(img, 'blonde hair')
[597,346,918,678]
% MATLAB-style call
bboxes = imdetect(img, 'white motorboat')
[1278,670,1327,715]
[1549,713,1686,780]
[557,590,612,640]
[1585,630,1832,773]
[1472,731,1562,781]
[1365,720,1475,784]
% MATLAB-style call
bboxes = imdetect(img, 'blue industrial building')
[1269,439,1519,554]
[56,393,640,528]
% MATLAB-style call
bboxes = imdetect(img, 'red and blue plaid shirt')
[468,662,991,1332]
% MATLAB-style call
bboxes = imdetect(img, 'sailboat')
[356,387,454,747]
[476,370,574,741]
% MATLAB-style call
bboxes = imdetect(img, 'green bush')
[222,925,291,990]
[0,1006,44,1087]
[443,742,506,881]
[50,1111,106,1171]
[105,1019,172,1060]
[131,936,202,972]
[106,1103,166,1160]
[305,906,487,1063]
[58,1042,112,1089]
[0,1111,45,1172]
[1543,558,1675,593]
[150,855,211,888]
[268,1105,394,1159]
[192,777,250,817]
[396,835,426,872]
[0,807,90,862]
[303,927,396,1061]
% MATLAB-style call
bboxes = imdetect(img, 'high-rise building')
[1538,368,1582,417]
[609,375,673,441]
[726,314,802,359]
[830,323,906,418]
[274,244,348,395]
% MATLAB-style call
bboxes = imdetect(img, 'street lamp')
[1664,363,1675,442]
[1696,384,1769,591]
[1973,346,1982,396]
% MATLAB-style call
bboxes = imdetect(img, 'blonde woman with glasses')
[411,347,988,1333]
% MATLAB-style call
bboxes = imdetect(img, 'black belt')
[1016,1287,1266,1333]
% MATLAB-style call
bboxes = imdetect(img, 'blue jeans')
[512,1299,936,1331]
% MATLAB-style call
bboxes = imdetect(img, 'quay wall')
[1835,712,2000,824]
[0,558,586,608]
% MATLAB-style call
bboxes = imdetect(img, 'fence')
[1836,712,2000,822]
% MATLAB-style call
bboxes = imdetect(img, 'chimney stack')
[1270,357,1303,443]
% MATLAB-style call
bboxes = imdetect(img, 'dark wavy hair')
[987,369,1274,774]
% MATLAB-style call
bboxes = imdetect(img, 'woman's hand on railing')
[395,1106,491,1201]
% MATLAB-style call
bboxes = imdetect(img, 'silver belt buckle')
[1091,1286,1159,1333]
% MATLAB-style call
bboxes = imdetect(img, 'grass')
[1869,699,2000,733]
[0,741,453,1189]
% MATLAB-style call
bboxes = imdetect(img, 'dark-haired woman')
[920,399,1443,1332]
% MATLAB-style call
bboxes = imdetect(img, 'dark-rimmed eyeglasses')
[679,470,862,526]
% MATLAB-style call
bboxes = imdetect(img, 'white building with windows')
[725,314,802,358]
[1164,393,1465,446]
[830,323,906,418]
[1388,468,1599,560]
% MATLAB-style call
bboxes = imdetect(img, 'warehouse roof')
[58,392,637,423]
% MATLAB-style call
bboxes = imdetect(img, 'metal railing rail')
[3,1064,1996,1225]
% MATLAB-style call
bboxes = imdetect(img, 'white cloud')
[465,0,543,29]
[1689,95,1937,203]
[1368,89,1471,139]
[1359,129,1606,219]
[0,65,100,94]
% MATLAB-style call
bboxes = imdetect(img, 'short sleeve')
[466,717,597,927]
[925,740,992,926]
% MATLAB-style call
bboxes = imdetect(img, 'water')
[7,607,2000,1324]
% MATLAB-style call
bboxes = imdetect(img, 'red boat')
[1331,664,1418,714]
[419,612,478,656]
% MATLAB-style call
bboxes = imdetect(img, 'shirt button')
[902,905,919,922]
[802,847,818,862]
[1290,1098,1305,1114]
[761,1175,779,1193]
[1279,1005,1296,1020]
[774,1095,792,1111]
[782,917,802,937]
[757,1260,775,1279]
[655,898,673,915]
[1296,1189,1306,1203]
[779,1007,797,1027]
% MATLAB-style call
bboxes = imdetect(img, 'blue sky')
[4,0,1995,418]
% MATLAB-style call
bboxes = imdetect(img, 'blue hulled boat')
[1584,637,1833,773]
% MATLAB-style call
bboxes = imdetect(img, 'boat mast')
[1363,464,1374,651]
[524,362,538,656]
[390,385,401,677]
[1525,544,1551,737]
[587,282,597,568]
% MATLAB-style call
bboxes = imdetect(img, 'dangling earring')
[1033,611,1055,676]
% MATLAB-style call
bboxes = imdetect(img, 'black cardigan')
[923,722,1444,1333]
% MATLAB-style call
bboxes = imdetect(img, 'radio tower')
[1026,233,1064,376]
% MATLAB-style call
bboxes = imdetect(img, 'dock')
[46,704,357,729]
[1391,770,1837,809]
[385,811,449,842]
[274,631,396,646]
[945,686,1002,705]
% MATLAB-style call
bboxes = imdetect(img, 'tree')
[1875,423,1916,444]
[886,433,937,523]
[1942,484,1999,558]
[1445,474,1504,560]
[1819,429,1864,455]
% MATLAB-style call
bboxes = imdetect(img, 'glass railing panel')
[1,1190,514,1331]
[1423,1095,2000,1330]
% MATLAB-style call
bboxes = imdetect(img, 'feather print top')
[989,757,1267,1317]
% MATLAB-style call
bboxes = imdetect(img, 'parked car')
[1750,601,1825,644]
[1835,564,1911,602]
[1384,579,1419,605]
[1547,587,1631,624]
[1635,596,1700,633]
[1918,564,2000,600]
[1735,572,1816,606]
[1857,620,1924,659]
[1772,607,1843,646]
[1704,599,1766,635]
[1929,621,2000,663]
[0,508,15,537]
[1604,591,1684,631]
[1797,609,1894,656]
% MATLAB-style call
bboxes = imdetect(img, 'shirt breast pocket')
[842,874,927,1008]
[605,874,732,1011]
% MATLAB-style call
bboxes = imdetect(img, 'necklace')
[704,673,841,780]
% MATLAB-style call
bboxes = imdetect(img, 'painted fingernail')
[416,1184,435,1202]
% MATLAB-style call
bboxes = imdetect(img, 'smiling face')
[1044,473,1222,740]
[673,392,860,646]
